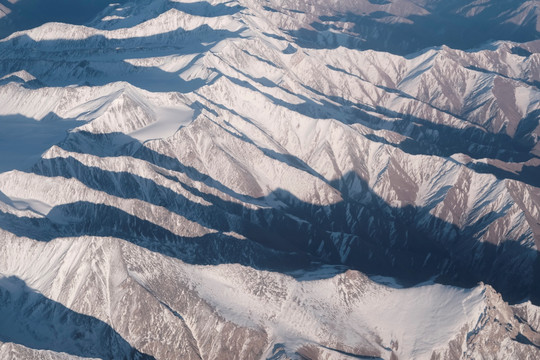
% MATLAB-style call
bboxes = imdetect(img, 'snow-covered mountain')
[0,0,539,359]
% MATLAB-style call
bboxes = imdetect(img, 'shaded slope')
[0,276,154,359]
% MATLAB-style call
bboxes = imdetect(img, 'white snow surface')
[129,106,194,142]
[0,236,488,360]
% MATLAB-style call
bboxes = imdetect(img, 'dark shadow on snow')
[0,25,245,92]
[0,0,128,39]
[0,276,154,359]
[0,5,538,305]
[0,128,534,305]
[203,67,540,187]
[0,113,81,173]
[286,2,540,55]
[92,0,246,31]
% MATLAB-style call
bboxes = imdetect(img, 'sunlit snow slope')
[0,0,540,359]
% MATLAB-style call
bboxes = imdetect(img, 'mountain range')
[0,0,539,358]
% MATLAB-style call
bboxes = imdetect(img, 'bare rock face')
[1,234,540,359]
[431,284,540,360]
[0,0,539,358]
[468,287,540,359]
[0,342,95,360]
